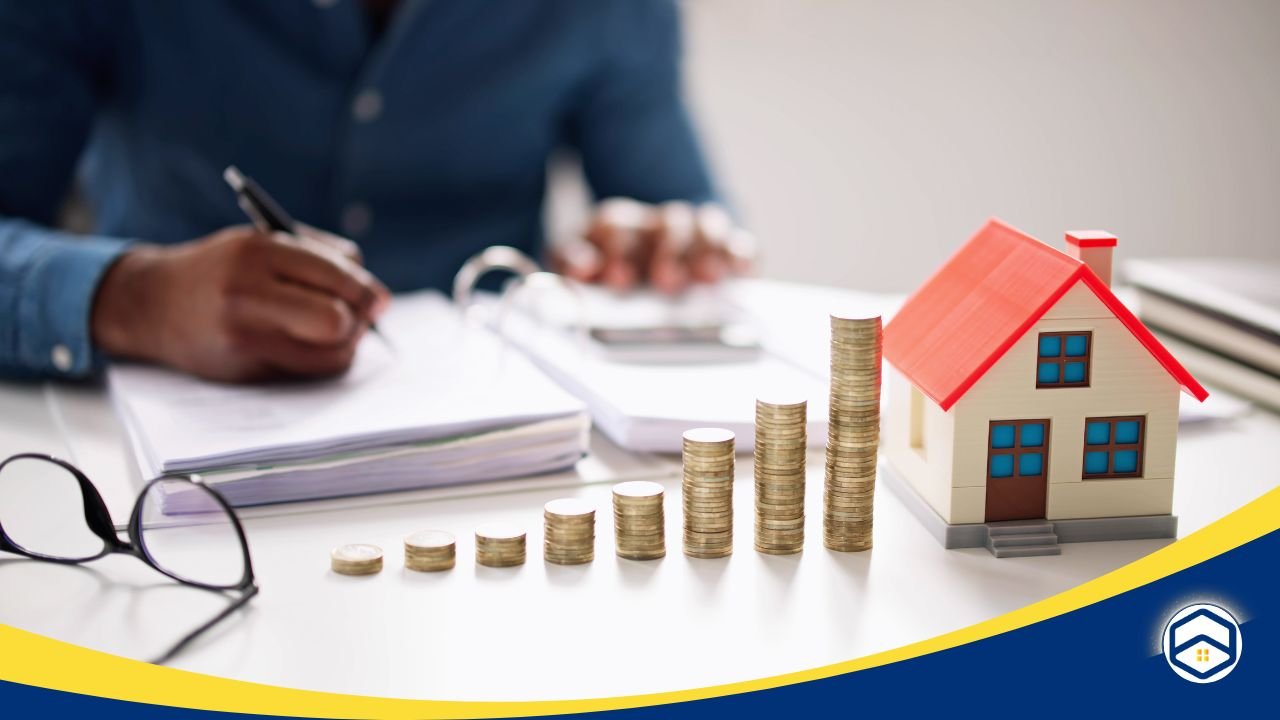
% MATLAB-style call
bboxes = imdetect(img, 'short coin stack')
[475,523,527,567]
[612,480,666,560]
[682,427,736,559]
[824,314,883,552]
[754,397,807,555]
[543,498,596,565]
[330,543,383,576]
[403,530,456,572]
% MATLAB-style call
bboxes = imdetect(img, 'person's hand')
[552,198,756,294]
[91,224,391,382]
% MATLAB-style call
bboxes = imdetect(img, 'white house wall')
[884,366,957,521]
[950,283,1180,522]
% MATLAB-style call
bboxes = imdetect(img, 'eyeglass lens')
[0,456,106,560]
[138,478,246,588]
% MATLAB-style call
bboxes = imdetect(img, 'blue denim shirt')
[0,0,715,379]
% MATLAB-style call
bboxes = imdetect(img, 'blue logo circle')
[1162,603,1242,683]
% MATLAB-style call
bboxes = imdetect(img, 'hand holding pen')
[224,166,394,349]
[89,174,391,383]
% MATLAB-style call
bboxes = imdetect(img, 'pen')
[222,165,392,349]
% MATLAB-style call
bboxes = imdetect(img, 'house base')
[879,460,1178,554]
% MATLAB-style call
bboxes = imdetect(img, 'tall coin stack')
[682,427,736,559]
[475,523,527,567]
[754,397,807,555]
[613,481,666,560]
[824,315,883,552]
[543,498,596,565]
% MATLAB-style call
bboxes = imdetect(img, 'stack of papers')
[495,283,834,452]
[109,292,590,508]
[1125,258,1280,411]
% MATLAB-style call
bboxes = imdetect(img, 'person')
[0,0,749,383]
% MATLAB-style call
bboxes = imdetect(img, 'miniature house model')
[882,219,1208,557]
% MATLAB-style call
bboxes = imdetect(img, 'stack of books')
[1124,258,1280,411]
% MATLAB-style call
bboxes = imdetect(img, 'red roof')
[884,218,1208,410]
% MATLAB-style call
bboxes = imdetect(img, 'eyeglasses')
[0,453,258,664]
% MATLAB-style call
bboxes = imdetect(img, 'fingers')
[550,236,604,283]
[726,227,758,276]
[576,200,749,293]
[584,198,650,291]
[688,204,733,284]
[296,223,363,264]
[239,329,360,378]
[644,202,696,294]
[224,282,364,377]
[228,280,363,345]
[266,233,391,320]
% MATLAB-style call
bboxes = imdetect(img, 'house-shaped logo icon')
[1162,603,1242,683]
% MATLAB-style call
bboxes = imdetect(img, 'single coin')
[682,427,736,445]
[476,523,526,542]
[544,498,595,518]
[756,395,808,410]
[404,530,455,550]
[613,480,665,500]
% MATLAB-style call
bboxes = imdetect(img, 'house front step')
[984,520,1061,558]
[987,520,1055,537]
[989,543,1062,558]
[989,532,1059,548]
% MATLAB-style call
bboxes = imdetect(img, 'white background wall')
[553,0,1280,293]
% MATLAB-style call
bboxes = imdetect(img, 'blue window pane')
[1115,420,1141,444]
[990,454,1014,478]
[1018,452,1043,476]
[1065,334,1089,357]
[1114,450,1139,473]
[1038,335,1061,357]
[991,425,1016,448]
[1086,422,1110,445]
[1020,423,1045,447]
[1038,363,1059,384]
[1085,451,1109,474]
[1063,362,1087,383]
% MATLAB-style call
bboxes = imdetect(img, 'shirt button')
[51,344,73,373]
[341,203,373,236]
[352,89,383,123]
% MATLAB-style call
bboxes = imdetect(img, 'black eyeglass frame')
[0,452,259,663]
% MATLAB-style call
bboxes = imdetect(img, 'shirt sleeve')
[566,0,719,205]
[0,3,129,379]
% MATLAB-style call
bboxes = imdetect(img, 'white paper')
[496,282,836,453]
[107,292,590,507]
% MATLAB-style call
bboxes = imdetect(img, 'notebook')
[109,291,590,508]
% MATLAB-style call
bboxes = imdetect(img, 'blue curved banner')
[5,527,1273,719]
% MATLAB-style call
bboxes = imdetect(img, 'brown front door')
[985,419,1049,522]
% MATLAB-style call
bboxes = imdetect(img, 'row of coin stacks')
[331,313,882,575]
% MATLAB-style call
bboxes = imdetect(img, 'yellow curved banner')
[2,486,1276,719]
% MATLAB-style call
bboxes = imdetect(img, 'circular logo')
[1162,603,1242,683]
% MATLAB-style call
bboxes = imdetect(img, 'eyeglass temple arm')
[149,584,260,666]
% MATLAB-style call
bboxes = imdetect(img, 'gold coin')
[544,498,595,519]
[613,480,665,500]
[475,523,526,542]
[404,530,455,551]
[683,427,736,445]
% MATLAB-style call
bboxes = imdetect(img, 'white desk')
[1,376,1277,701]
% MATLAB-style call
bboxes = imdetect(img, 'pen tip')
[223,165,244,191]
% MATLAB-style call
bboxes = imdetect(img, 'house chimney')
[1065,230,1117,287]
